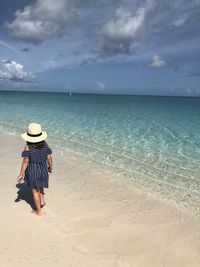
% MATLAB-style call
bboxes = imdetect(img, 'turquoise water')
[1,91,200,194]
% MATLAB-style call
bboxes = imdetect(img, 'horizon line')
[0,89,200,99]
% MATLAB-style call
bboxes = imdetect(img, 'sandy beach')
[0,132,200,267]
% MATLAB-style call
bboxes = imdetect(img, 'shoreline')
[3,130,200,214]
[0,132,200,266]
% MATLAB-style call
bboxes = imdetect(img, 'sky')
[0,0,200,96]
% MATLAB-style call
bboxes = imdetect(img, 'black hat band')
[27,132,42,137]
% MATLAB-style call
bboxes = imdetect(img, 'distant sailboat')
[67,87,72,96]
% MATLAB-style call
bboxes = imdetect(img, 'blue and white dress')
[21,142,52,189]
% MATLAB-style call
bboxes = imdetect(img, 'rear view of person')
[17,123,52,216]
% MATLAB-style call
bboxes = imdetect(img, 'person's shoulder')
[24,145,30,151]
[44,141,51,148]
[44,141,52,154]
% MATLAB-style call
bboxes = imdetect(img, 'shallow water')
[0,91,200,193]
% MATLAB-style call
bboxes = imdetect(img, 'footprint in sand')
[42,206,56,218]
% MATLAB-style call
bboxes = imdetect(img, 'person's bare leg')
[39,188,45,207]
[32,188,42,216]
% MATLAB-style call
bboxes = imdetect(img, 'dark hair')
[27,141,45,149]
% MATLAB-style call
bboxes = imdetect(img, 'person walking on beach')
[17,123,52,216]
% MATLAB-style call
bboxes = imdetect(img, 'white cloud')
[42,60,58,71]
[5,0,73,44]
[94,0,154,58]
[173,15,187,27]
[101,0,153,41]
[96,81,106,90]
[186,87,192,93]
[0,60,34,82]
[170,85,175,92]
[186,88,200,95]
[147,54,167,68]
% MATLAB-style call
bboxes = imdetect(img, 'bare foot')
[41,202,46,208]
[31,210,42,216]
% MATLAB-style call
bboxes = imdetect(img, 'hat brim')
[21,131,47,143]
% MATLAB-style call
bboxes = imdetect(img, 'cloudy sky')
[0,0,200,96]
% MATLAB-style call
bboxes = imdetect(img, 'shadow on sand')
[15,183,35,210]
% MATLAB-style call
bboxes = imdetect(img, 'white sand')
[0,132,200,267]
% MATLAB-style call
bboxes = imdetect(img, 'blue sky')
[0,0,200,96]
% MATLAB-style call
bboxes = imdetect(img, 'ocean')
[0,91,200,194]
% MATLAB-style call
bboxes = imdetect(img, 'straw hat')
[21,123,47,143]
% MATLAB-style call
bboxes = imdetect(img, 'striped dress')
[21,142,52,189]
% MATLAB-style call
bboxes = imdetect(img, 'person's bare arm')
[47,154,53,173]
[17,145,29,181]
[18,158,29,181]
